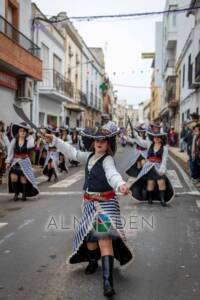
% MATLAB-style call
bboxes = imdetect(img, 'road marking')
[196,200,200,208]
[0,223,8,229]
[0,232,15,245]
[41,191,83,196]
[17,219,35,230]
[169,156,197,193]
[37,175,47,184]
[0,191,83,196]
[167,170,183,188]
[176,191,200,196]
[50,170,84,188]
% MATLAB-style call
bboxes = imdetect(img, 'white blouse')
[128,130,168,174]
[52,136,126,191]
[6,136,35,164]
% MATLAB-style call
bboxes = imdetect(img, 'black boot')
[21,183,27,201]
[12,182,19,201]
[102,255,116,297]
[52,169,58,182]
[160,190,167,207]
[47,169,52,182]
[147,190,153,204]
[85,249,99,275]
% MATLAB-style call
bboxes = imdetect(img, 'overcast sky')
[33,0,166,107]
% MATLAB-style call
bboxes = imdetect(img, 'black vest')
[83,153,114,192]
[14,140,29,154]
[147,144,164,159]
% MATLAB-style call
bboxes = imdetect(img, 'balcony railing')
[40,69,74,99]
[195,51,200,82]
[0,15,40,58]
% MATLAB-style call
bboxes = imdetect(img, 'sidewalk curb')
[169,149,189,175]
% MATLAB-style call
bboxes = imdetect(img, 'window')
[68,67,71,80]
[188,54,192,87]
[39,112,45,126]
[169,5,178,28]
[90,84,93,105]
[182,64,185,87]
[66,116,69,126]
[6,0,19,30]
[86,79,89,98]
[182,113,184,124]
[41,43,49,69]
[53,54,62,73]
[187,109,190,120]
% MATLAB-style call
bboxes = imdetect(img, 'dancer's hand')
[118,184,129,195]
[6,163,10,169]
[44,134,53,144]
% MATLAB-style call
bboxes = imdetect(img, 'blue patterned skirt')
[67,198,134,267]
[9,158,39,197]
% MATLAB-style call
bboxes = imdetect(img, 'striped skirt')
[67,198,134,267]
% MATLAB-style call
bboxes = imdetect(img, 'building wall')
[0,0,5,17]
[19,0,31,39]
[178,23,200,125]
[39,95,62,127]
[161,0,194,111]
[32,4,66,127]
[0,86,31,126]
[81,45,104,110]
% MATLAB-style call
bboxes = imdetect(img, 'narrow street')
[0,145,200,300]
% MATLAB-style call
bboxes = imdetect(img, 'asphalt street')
[0,145,200,300]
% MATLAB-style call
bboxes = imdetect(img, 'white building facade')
[32,4,68,128]
[81,46,104,127]
[179,0,200,125]
[160,0,194,129]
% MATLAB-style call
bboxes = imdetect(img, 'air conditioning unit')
[17,77,34,102]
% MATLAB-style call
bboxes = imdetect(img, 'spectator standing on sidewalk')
[179,123,188,152]
[184,126,196,181]
[192,124,200,187]
[168,127,178,147]
[0,121,10,184]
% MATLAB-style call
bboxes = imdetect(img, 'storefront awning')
[64,104,85,113]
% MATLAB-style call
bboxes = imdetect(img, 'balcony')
[0,15,42,80]
[78,90,88,106]
[39,69,74,102]
[165,76,179,107]
[165,29,177,50]
[164,59,176,79]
